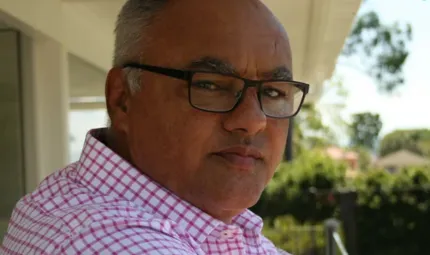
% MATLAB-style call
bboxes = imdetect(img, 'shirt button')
[220,230,235,240]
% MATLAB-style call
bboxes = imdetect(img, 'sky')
[318,0,430,145]
[69,0,430,162]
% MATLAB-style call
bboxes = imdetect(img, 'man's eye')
[263,88,286,98]
[193,81,220,90]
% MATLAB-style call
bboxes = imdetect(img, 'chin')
[215,188,263,210]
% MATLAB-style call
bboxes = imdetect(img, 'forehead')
[144,0,292,75]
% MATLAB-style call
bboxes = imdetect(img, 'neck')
[201,207,242,224]
[177,187,246,224]
[105,128,244,225]
[105,128,133,164]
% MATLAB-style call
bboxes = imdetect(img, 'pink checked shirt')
[1,129,290,255]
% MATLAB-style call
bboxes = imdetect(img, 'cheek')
[267,119,289,162]
[130,98,220,169]
[177,111,220,149]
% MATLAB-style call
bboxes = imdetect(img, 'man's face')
[108,0,292,221]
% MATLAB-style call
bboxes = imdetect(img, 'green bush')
[251,150,347,224]
[354,166,430,255]
[252,150,430,255]
[262,215,326,255]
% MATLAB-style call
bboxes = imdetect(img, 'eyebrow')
[269,66,293,81]
[187,56,292,80]
[188,57,238,75]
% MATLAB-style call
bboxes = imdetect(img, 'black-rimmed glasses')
[123,62,309,119]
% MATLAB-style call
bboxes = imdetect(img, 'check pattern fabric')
[1,129,290,255]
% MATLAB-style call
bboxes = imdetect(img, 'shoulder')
[3,200,198,255]
[59,217,198,255]
[2,167,198,255]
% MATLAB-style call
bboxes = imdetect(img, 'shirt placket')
[202,225,245,255]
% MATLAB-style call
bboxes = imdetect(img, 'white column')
[21,34,70,191]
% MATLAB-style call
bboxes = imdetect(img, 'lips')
[214,146,263,170]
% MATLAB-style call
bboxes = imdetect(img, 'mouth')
[213,146,264,171]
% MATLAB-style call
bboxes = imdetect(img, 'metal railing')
[332,232,348,255]
[325,218,348,255]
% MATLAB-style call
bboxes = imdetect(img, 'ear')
[105,68,131,135]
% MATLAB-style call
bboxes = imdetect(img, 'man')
[1,0,308,254]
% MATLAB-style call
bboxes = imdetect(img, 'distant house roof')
[375,150,430,168]
[325,146,358,161]
[324,146,360,174]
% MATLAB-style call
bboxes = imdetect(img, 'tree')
[286,105,333,161]
[295,104,337,148]
[349,112,383,151]
[287,76,348,160]
[379,129,430,157]
[352,146,373,170]
[342,10,412,92]
[286,1,416,159]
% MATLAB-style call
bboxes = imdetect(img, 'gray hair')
[113,0,169,94]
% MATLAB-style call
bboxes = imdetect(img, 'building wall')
[0,26,71,242]
[0,29,25,240]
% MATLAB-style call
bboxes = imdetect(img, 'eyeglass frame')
[122,62,310,119]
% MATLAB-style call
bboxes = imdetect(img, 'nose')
[222,88,267,136]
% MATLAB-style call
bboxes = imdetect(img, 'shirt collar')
[76,128,263,243]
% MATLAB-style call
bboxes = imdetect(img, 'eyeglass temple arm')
[123,63,190,80]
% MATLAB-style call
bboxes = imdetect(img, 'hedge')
[252,150,430,255]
